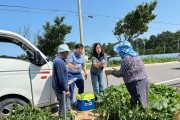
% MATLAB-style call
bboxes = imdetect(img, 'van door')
[29,61,51,106]
[0,42,33,102]
[0,39,52,107]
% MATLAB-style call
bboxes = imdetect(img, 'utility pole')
[143,36,145,55]
[77,0,85,56]
[143,40,145,55]
[178,38,179,53]
[164,43,166,54]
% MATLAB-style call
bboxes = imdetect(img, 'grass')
[143,57,178,64]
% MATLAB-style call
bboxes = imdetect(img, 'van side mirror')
[34,51,46,66]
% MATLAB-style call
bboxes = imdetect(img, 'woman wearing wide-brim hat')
[105,40,150,108]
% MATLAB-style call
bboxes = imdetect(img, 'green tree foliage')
[103,43,117,56]
[114,1,157,41]
[103,30,180,56]
[36,16,72,58]
[145,31,180,54]
[66,42,76,51]
[85,45,92,57]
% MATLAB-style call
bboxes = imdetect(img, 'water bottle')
[77,64,82,72]
[68,77,77,85]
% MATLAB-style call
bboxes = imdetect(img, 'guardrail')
[109,53,179,61]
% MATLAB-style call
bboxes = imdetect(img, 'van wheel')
[0,97,27,118]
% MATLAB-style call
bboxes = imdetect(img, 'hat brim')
[59,49,71,53]
[113,44,120,53]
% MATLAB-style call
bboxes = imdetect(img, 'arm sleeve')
[101,58,106,65]
[91,56,96,64]
[54,61,69,92]
[67,54,73,63]
[111,60,128,78]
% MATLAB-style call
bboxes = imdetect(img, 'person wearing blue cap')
[105,40,149,108]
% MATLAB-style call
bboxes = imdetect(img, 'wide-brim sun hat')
[58,44,71,53]
[113,40,139,58]
[113,40,132,54]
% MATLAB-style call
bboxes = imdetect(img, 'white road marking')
[155,78,180,85]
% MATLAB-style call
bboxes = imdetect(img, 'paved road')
[73,61,180,100]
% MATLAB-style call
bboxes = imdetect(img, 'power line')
[1,4,180,27]
[0,4,120,19]
[0,8,56,14]
[0,4,78,14]
[153,21,180,26]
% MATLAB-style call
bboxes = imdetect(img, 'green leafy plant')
[1,105,75,120]
[95,84,180,120]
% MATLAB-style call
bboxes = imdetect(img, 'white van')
[0,30,58,117]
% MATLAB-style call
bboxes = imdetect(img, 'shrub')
[143,57,178,64]
[107,60,121,67]
[95,84,180,120]
[1,105,75,120]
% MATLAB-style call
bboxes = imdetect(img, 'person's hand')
[74,66,80,70]
[85,73,87,80]
[105,70,113,76]
[66,91,70,97]
[68,80,71,85]
[99,63,105,67]
[112,67,119,71]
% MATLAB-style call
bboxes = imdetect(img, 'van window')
[0,42,29,62]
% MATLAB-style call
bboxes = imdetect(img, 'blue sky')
[1,0,180,56]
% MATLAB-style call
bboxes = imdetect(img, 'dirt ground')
[72,109,99,120]
[53,108,99,120]
[175,111,180,120]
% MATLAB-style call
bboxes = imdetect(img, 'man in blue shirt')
[67,43,87,107]
[52,44,71,117]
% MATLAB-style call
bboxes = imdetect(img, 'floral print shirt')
[112,56,148,83]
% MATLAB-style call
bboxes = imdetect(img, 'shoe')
[71,102,77,110]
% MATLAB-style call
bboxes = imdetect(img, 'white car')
[0,30,58,117]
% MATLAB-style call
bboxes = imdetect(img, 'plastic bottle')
[77,64,82,72]
[68,77,77,85]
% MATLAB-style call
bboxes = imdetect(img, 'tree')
[36,16,72,58]
[66,42,76,51]
[18,25,31,40]
[85,45,92,58]
[105,43,117,56]
[114,1,157,41]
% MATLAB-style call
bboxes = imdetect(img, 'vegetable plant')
[95,84,180,120]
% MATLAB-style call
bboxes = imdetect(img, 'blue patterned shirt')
[112,56,148,83]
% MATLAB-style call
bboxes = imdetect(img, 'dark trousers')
[68,72,84,105]
[125,79,150,108]
[55,93,70,117]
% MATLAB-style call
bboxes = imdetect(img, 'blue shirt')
[67,52,85,74]
[52,56,68,94]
